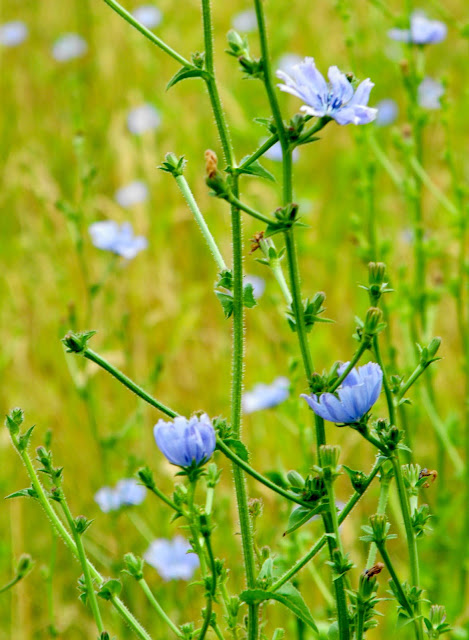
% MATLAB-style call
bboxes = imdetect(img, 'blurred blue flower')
[94,478,146,512]
[131,5,162,29]
[242,377,290,414]
[388,12,446,45]
[301,362,382,424]
[144,536,199,580]
[375,99,398,126]
[276,53,303,75]
[154,414,216,467]
[418,77,444,110]
[115,479,147,506]
[127,103,161,134]
[0,21,28,47]
[263,140,300,163]
[89,220,148,259]
[244,274,265,300]
[115,180,149,207]
[52,34,88,62]
[277,58,377,126]
[231,9,257,33]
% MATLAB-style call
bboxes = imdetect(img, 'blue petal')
[349,78,374,107]
[337,362,360,387]
[320,393,353,423]
[338,385,367,422]
[327,66,354,108]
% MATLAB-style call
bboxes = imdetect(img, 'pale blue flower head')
[94,486,121,513]
[131,5,163,29]
[242,377,290,414]
[375,99,398,126]
[276,57,377,126]
[154,414,216,467]
[418,77,444,110]
[127,104,161,135]
[89,220,148,259]
[115,180,149,207]
[0,21,28,47]
[301,362,382,424]
[231,9,257,33]
[115,479,146,506]
[52,34,88,62]
[144,536,199,580]
[388,11,447,45]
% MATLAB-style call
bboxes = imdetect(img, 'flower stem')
[138,578,183,637]
[366,471,393,569]
[329,342,370,393]
[174,174,227,272]
[227,194,275,226]
[102,0,191,67]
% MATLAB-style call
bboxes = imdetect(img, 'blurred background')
[1,0,468,637]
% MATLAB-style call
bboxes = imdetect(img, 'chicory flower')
[52,34,88,62]
[243,377,290,414]
[94,478,146,512]
[231,9,257,33]
[127,104,161,135]
[0,21,28,47]
[276,57,377,126]
[418,77,444,110]
[301,362,382,424]
[89,220,148,259]
[115,180,149,207]
[388,12,447,45]
[131,5,162,29]
[154,414,216,467]
[144,536,199,580]
[375,99,398,126]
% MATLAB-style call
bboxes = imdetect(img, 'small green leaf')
[238,159,276,183]
[166,67,206,91]
[223,438,250,462]
[5,487,38,500]
[215,291,234,318]
[243,284,257,309]
[98,579,122,601]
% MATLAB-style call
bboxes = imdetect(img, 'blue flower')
[94,478,146,512]
[301,362,382,424]
[52,34,88,62]
[231,9,257,33]
[418,77,444,110]
[89,220,148,259]
[375,99,398,126]
[388,12,447,45]
[115,479,146,506]
[115,180,149,207]
[276,57,377,126]
[242,377,290,414]
[127,104,161,135]
[154,414,216,467]
[0,21,28,47]
[144,536,200,580]
[131,5,163,29]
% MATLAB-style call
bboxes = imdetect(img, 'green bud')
[16,554,34,579]
[286,470,305,488]
[75,516,93,535]
[99,633,111,640]
[62,330,96,354]
[368,262,386,286]
[137,466,155,491]
[226,29,249,57]
[364,307,383,336]
[124,553,144,580]
[5,408,24,435]
[369,514,393,545]
[319,444,341,470]
[159,152,186,177]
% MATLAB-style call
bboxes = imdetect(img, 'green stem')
[217,437,312,507]
[174,175,227,272]
[410,156,458,216]
[199,534,217,640]
[10,435,153,640]
[271,461,381,591]
[0,575,21,595]
[227,194,274,226]
[237,135,279,172]
[329,342,370,393]
[138,579,183,637]
[59,498,104,633]
[376,544,418,624]
[82,348,177,418]
[366,473,392,569]
[102,0,191,67]
[146,483,180,512]
[373,336,396,425]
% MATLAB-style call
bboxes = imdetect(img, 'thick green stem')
[174,175,227,272]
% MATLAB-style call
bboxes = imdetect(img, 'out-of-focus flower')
[243,377,290,414]
[263,140,300,163]
[388,12,447,45]
[276,53,303,75]
[52,34,88,62]
[131,5,162,29]
[115,479,147,506]
[276,57,377,126]
[231,9,257,33]
[127,103,161,134]
[89,220,148,259]
[375,99,398,126]
[418,77,444,110]
[301,362,382,424]
[0,21,28,47]
[94,479,146,512]
[154,414,216,467]
[244,274,265,299]
[115,180,149,207]
[144,536,200,580]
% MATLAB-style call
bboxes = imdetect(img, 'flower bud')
[154,414,216,468]
[287,470,305,488]
[124,553,144,580]
[16,554,34,579]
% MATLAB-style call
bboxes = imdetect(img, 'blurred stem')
[173,175,227,272]
[199,533,217,640]
[102,0,191,66]
[9,433,153,640]
[59,498,104,634]
[366,472,392,568]
[373,336,396,425]
[138,579,183,637]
